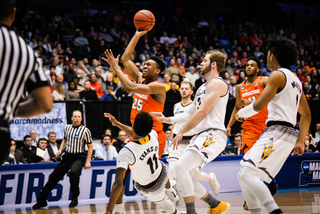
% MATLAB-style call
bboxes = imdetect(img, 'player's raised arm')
[120,30,149,82]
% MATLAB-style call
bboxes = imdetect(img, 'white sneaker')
[113,203,124,214]
[173,184,184,207]
[165,188,179,203]
[209,172,220,196]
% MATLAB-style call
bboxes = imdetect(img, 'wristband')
[238,102,259,118]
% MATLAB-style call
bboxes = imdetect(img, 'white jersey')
[117,130,162,185]
[172,101,197,136]
[266,68,302,126]
[193,77,228,133]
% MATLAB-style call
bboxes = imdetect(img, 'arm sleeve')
[170,103,196,124]
[85,128,93,144]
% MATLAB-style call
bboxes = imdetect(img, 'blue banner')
[9,102,67,140]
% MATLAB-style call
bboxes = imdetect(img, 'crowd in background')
[4,0,320,163]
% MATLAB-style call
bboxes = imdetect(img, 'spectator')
[115,85,133,101]
[241,52,248,67]
[95,66,105,85]
[296,68,305,84]
[223,72,231,84]
[194,69,206,92]
[228,76,237,100]
[113,130,128,153]
[29,130,38,147]
[166,82,181,102]
[94,134,118,160]
[184,66,200,89]
[303,81,315,100]
[73,31,90,54]
[174,57,186,75]
[52,82,65,101]
[4,139,26,164]
[237,70,246,84]
[304,134,316,153]
[165,58,183,83]
[65,81,80,101]
[101,74,117,101]
[55,74,68,94]
[162,129,171,158]
[76,69,89,88]
[315,123,320,138]
[105,128,116,145]
[20,135,43,163]
[37,138,50,162]
[231,134,244,155]
[90,74,104,99]
[47,131,61,162]
[79,80,99,100]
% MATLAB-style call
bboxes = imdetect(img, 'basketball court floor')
[1,187,320,214]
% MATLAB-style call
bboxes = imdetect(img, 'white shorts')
[240,125,297,183]
[168,137,191,161]
[186,129,227,168]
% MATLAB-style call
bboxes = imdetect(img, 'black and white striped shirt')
[0,24,49,122]
[64,124,92,154]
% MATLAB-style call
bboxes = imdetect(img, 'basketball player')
[156,50,231,214]
[227,57,268,154]
[226,57,276,210]
[104,111,180,214]
[102,32,166,157]
[236,35,311,214]
[151,79,221,199]
[103,31,166,213]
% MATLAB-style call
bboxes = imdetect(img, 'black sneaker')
[69,198,78,207]
[32,201,47,210]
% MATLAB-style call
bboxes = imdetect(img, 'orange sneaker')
[243,201,249,211]
[207,201,231,214]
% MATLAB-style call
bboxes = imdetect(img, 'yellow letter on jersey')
[202,136,215,148]
[260,144,275,163]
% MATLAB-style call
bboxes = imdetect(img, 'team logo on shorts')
[299,160,320,186]
[259,144,274,163]
[202,136,215,148]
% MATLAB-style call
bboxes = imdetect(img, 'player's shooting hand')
[170,132,182,150]
[292,141,305,156]
[226,127,232,136]
[240,99,252,106]
[102,49,120,68]
[135,29,150,37]
[104,113,120,126]
[150,112,170,124]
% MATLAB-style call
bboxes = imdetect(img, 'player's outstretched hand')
[170,132,183,150]
[102,49,120,69]
[150,112,171,124]
[292,141,305,156]
[104,113,120,127]
[235,112,244,122]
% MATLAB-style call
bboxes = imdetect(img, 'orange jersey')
[130,79,164,132]
[240,76,268,128]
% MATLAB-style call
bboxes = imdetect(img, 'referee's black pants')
[0,119,10,166]
[37,153,86,204]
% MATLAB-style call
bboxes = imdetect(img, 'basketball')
[133,10,155,31]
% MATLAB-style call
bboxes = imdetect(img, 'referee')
[0,0,52,165]
[33,110,93,209]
